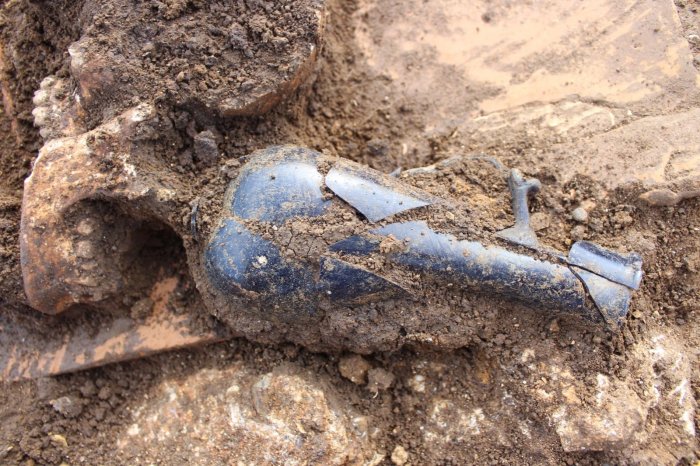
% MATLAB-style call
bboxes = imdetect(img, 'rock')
[639,188,700,206]
[639,334,697,446]
[426,399,490,439]
[548,319,560,333]
[612,211,633,228]
[367,368,395,392]
[421,395,524,463]
[193,130,219,166]
[391,445,409,465]
[117,365,376,464]
[338,354,371,385]
[571,207,588,223]
[552,375,646,452]
[523,333,697,463]
[529,211,550,231]
[50,396,83,418]
[49,434,68,448]
[639,188,681,206]
[97,386,112,400]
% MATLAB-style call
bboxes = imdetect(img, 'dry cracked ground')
[0,0,699,465]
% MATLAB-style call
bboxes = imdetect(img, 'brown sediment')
[0,0,697,464]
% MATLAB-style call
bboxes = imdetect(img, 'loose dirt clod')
[367,368,395,392]
[571,207,588,223]
[66,0,325,124]
[391,445,409,465]
[50,397,83,419]
[193,130,220,166]
[338,354,371,385]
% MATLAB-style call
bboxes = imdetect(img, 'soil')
[67,0,324,127]
[0,0,698,465]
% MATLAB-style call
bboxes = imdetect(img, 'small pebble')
[613,211,633,228]
[75,240,95,258]
[548,319,560,333]
[49,433,68,448]
[75,219,95,236]
[338,354,371,385]
[571,207,588,223]
[367,368,395,392]
[570,225,586,241]
[530,212,550,231]
[639,188,681,206]
[391,445,409,465]
[408,374,426,393]
[193,130,219,166]
[50,396,83,418]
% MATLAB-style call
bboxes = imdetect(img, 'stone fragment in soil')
[639,188,700,206]
[50,396,82,418]
[544,109,700,197]
[193,130,220,166]
[570,225,586,241]
[531,333,697,461]
[529,211,550,231]
[423,396,519,463]
[338,354,371,385]
[571,207,588,223]
[391,445,409,465]
[367,367,395,392]
[552,375,647,452]
[117,364,376,464]
[408,374,426,393]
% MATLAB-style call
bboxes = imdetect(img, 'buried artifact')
[4,139,643,381]
[0,0,642,383]
[203,147,642,326]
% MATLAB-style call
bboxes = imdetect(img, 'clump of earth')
[0,0,698,465]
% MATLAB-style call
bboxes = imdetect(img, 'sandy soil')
[0,0,698,464]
